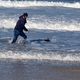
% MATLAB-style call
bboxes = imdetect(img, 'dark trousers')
[11,29,27,43]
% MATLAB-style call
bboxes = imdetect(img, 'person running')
[11,13,28,44]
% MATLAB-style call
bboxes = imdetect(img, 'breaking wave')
[0,51,80,62]
[0,18,80,31]
[0,1,80,8]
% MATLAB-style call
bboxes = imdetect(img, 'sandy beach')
[0,59,80,80]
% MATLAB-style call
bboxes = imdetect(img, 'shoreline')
[0,59,80,80]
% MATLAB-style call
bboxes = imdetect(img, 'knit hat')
[23,13,28,17]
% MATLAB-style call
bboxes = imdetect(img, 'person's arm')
[23,19,28,31]
[24,27,28,31]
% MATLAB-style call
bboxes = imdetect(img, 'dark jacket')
[14,15,28,32]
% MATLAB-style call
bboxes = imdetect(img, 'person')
[11,13,28,44]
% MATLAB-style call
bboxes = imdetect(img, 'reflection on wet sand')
[0,60,80,80]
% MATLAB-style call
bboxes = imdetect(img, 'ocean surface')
[0,0,80,80]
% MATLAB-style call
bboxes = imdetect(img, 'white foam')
[0,51,80,62]
[0,1,80,8]
[0,18,16,28]
[28,20,80,31]
[0,18,80,31]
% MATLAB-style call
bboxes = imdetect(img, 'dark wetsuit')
[12,15,28,43]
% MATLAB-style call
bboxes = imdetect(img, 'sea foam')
[0,51,80,62]
[0,1,80,8]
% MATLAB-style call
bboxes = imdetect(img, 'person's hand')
[26,29,28,31]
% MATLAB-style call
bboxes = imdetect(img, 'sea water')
[0,0,80,63]
[0,1,80,80]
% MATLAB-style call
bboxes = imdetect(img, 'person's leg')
[20,31,27,39]
[19,31,27,44]
[11,30,20,43]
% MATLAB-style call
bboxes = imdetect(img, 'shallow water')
[1,29,80,63]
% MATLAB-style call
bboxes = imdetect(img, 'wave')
[0,1,80,8]
[0,18,80,31]
[0,51,80,62]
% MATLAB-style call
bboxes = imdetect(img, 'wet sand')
[0,59,80,80]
